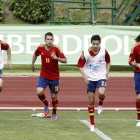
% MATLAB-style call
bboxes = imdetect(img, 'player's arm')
[131,62,140,68]
[53,56,67,63]
[58,58,67,63]
[77,53,89,84]
[31,48,40,72]
[31,54,38,72]
[129,47,140,68]
[6,47,12,69]
[51,47,67,63]
[105,50,111,80]
[1,41,12,69]
[106,62,110,80]
[79,67,89,84]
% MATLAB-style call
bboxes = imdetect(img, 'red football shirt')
[0,40,9,50]
[35,44,66,80]
[77,48,110,67]
[129,41,140,73]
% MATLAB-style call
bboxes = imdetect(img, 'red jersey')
[129,41,140,73]
[35,44,66,80]
[0,40,9,50]
[77,48,110,67]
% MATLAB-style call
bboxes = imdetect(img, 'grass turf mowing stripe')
[80,120,112,140]
[0,107,136,111]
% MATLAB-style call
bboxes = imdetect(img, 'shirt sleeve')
[105,50,110,63]
[77,53,86,67]
[1,41,9,50]
[34,47,40,56]
[57,47,66,59]
[129,47,136,65]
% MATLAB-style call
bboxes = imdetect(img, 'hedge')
[10,0,51,23]
[0,0,4,21]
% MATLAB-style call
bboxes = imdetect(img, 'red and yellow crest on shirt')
[51,51,55,56]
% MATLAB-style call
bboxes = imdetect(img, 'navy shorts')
[134,73,140,95]
[37,76,59,94]
[87,79,106,93]
[0,70,2,79]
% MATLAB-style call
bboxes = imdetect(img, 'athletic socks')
[88,104,95,125]
[136,99,140,120]
[99,94,106,106]
[52,97,58,115]
[37,93,49,106]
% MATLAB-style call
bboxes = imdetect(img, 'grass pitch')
[0,111,140,140]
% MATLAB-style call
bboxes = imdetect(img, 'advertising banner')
[0,25,139,65]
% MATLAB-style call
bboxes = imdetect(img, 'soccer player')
[77,35,110,131]
[129,34,140,126]
[31,32,67,121]
[0,40,12,93]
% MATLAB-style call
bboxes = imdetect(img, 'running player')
[0,40,12,93]
[77,35,110,131]
[129,34,140,126]
[31,32,67,121]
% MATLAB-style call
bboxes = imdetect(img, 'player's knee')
[89,98,94,105]
[99,92,105,97]
[137,93,140,101]
[0,83,3,90]
[51,94,57,100]
[51,97,55,100]
[36,88,44,95]
[0,86,2,92]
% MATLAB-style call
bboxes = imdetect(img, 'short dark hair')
[45,32,53,39]
[135,34,140,42]
[91,35,101,42]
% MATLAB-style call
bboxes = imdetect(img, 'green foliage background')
[0,0,4,21]
[10,0,51,23]
[132,0,140,21]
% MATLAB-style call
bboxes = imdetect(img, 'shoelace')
[44,107,49,111]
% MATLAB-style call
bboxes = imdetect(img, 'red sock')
[99,94,106,106]
[38,93,48,106]
[52,97,58,115]
[88,104,94,125]
[136,99,140,120]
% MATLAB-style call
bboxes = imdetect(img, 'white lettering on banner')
[1,34,131,55]
[8,35,24,54]
[26,35,41,54]
[101,35,122,55]
[0,35,3,41]
[124,36,130,55]
[63,35,82,54]
[84,35,92,52]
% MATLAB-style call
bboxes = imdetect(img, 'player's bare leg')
[136,93,140,126]
[98,87,106,115]
[37,87,49,116]
[0,79,3,93]
[88,91,96,131]
[51,93,58,121]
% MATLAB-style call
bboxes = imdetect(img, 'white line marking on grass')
[80,120,112,140]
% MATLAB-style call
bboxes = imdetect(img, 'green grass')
[2,64,134,74]
[0,111,140,140]
[2,64,80,73]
